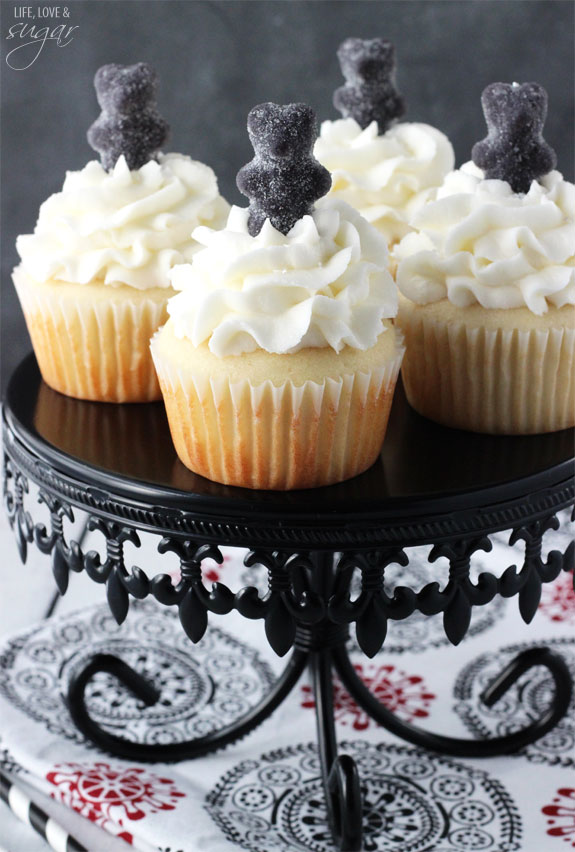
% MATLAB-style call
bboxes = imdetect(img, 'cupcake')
[13,62,229,402]
[151,102,404,490]
[314,38,454,252]
[394,82,574,434]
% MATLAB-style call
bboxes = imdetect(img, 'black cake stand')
[3,353,574,852]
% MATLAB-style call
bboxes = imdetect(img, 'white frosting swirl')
[314,118,455,244]
[395,163,575,314]
[167,199,397,356]
[16,153,230,290]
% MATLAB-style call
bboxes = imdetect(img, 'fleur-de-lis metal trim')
[3,454,33,563]
[329,549,410,657]
[421,537,495,645]
[501,515,564,622]
[84,518,148,624]
[154,538,233,643]
[34,491,77,594]
[235,551,325,656]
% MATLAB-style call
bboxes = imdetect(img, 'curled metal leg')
[67,650,307,762]
[333,645,573,758]
[311,650,362,852]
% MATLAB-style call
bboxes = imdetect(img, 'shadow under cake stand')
[3,353,574,852]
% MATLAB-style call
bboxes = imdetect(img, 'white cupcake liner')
[151,338,404,490]
[14,270,169,402]
[400,309,575,434]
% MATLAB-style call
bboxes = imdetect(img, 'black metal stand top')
[3,354,574,852]
[3,354,574,549]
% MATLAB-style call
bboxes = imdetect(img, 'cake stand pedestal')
[3,354,574,852]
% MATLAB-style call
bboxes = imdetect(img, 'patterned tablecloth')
[0,508,573,852]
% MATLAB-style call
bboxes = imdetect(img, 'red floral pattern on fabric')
[542,788,575,847]
[46,762,186,845]
[203,566,221,583]
[539,573,575,624]
[167,554,230,585]
[301,663,436,730]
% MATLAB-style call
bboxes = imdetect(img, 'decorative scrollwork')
[153,539,233,643]
[3,429,574,652]
[419,536,496,645]
[329,549,410,657]
[34,491,79,594]
[84,518,149,624]
[500,515,564,622]
[3,452,32,562]
[236,551,326,656]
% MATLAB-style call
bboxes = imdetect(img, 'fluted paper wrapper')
[151,344,403,490]
[399,310,575,434]
[14,272,169,402]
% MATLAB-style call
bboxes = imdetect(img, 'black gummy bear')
[87,62,169,172]
[236,102,332,237]
[472,82,556,194]
[333,37,405,134]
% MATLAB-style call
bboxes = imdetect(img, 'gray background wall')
[2,0,573,391]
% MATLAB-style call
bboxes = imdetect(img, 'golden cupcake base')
[151,320,404,490]
[13,268,172,403]
[397,297,575,434]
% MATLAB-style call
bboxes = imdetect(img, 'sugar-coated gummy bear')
[236,102,332,237]
[472,82,556,194]
[333,37,405,134]
[87,62,169,171]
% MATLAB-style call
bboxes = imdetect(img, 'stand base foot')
[66,650,307,762]
[333,645,573,758]
[327,755,363,852]
[65,640,573,850]
[311,650,364,850]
